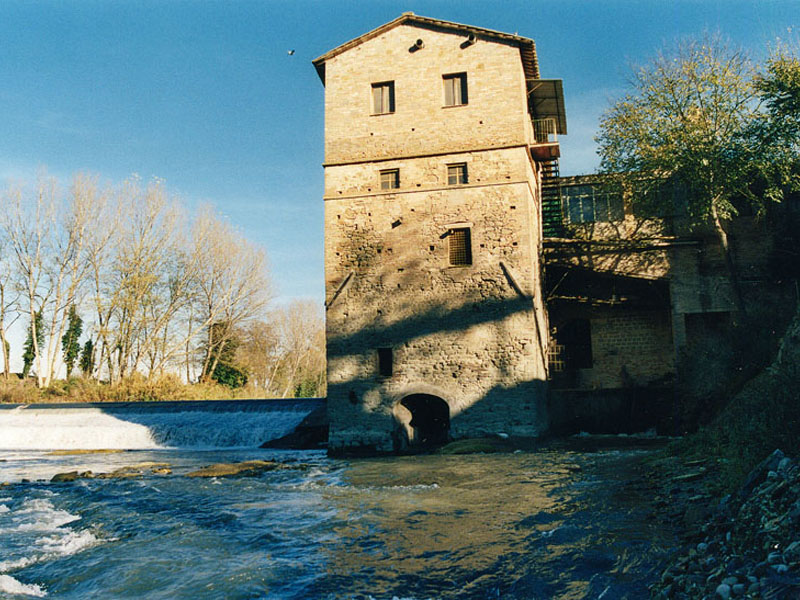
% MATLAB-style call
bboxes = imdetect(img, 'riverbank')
[623,447,800,599]
[0,375,262,404]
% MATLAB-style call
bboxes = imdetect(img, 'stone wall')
[323,23,532,165]
[325,148,549,453]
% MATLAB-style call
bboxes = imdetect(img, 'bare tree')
[1,176,58,386]
[192,206,271,382]
[0,227,20,378]
[238,300,325,398]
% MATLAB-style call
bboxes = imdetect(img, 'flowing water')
[0,402,676,599]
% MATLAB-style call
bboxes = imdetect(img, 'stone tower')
[313,13,566,454]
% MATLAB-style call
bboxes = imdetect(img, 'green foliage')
[204,322,248,389]
[753,45,800,202]
[61,305,83,377]
[79,339,94,377]
[596,35,763,223]
[294,377,321,398]
[21,311,44,379]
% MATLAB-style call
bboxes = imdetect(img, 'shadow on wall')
[327,294,549,456]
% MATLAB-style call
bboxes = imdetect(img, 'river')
[0,402,676,599]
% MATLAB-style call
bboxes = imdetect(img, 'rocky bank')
[650,449,800,599]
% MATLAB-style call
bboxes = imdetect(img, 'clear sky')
[0,0,796,309]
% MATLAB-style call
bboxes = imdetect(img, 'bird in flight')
[288,49,295,55]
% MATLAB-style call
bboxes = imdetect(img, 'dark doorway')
[399,394,450,449]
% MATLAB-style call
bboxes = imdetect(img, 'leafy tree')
[201,322,248,388]
[61,305,83,377]
[596,36,769,315]
[754,45,800,198]
[22,310,44,379]
[80,339,95,377]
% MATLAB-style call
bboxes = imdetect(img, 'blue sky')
[0,0,796,308]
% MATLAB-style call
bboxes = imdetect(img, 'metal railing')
[532,117,558,144]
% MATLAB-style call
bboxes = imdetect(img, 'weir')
[0,399,325,450]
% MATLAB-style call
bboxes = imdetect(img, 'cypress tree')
[61,305,83,378]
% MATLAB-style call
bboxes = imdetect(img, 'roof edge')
[312,13,540,84]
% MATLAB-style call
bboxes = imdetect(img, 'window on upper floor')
[562,184,624,225]
[447,163,468,185]
[380,169,400,190]
[448,227,472,266]
[371,81,395,115]
[443,72,468,107]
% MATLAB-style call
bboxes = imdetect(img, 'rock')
[778,457,793,473]
[772,564,789,574]
[732,583,745,596]
[767,551,783,564]
[697,542,709,554]
[740,449,785,497]
[47,449,124,456]
[715,583,731,599]
[51,471,79,482]
[152,467,171,475]
[185,460,281,478]
[746,582,760,595]
[722,576,738,586]
[785,541,800,558]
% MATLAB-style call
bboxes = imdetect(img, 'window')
[371,81,395,114]
[447,163,468,185]
[443,72,468,106]
[555,319,593,369]
[380,169,400,190]
[377,348,393,377]
[562,184,624,224]
[633,180,689,218]
[448,228,472,266]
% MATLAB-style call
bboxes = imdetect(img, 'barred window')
[443,72,468,106]
[447,163,468,185]
[380,169,400,190]
[371,81,395,115]
[448,227,472,266]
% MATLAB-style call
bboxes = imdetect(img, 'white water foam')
[0,409,158,450]
[0,404,313,450]
[0,574,47,598]
[0,496,103,598]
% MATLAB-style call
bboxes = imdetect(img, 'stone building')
[543,175,792,433]
[313,13,566,454]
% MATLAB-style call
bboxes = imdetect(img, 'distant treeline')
[0,173,324,398]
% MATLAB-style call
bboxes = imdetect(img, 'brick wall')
[580,310,674,389]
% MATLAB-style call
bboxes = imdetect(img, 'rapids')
[0,402,676,599]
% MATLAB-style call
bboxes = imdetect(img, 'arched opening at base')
[395,394,450,450]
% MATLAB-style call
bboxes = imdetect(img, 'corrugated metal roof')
[312,12,540,84]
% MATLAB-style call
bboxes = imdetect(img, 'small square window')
[443,72,468,106]
[380,169,400,190]
[447,163,468,185]
[372,81,395,114]
[377,347,393,377]
[448,228,472,266]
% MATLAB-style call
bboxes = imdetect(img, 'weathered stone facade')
[545,175,783,394]
[314,14,562,454]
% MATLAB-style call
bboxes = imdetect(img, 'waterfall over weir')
[0,399,324,450]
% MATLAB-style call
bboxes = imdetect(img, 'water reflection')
[318,450,672,599]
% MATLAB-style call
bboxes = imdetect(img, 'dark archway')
[398,394,450,449]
